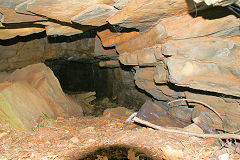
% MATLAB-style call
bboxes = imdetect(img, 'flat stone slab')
[27,0,115,22]
[0,0,44,23]
[0,27,45,40]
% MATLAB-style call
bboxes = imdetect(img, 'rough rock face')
[0,36,95,71]
[0,63,83,131]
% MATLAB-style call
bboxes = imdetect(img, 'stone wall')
[0,35,95,71]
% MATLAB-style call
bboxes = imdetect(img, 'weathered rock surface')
[119,45,160,66]
[110,68,152,108]
[26,0,115,22]
[97,29,139,47]
[0,37,95,71]
[71,4,117,26]
[107,0,195,30]
[0,0,238,39]
[0,0,44,23]
[161,15,240,39]
[116,23,167,54]
[0,38,46,71]
[0,81,55,131]
[134,67,184,101]
[163,37,240,97]
[0,63,83,131]
[94,36,118,58]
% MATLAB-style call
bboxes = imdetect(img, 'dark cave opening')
[44,58,151,117]
[45,58,114,99]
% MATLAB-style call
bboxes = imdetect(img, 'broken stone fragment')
[193,117,216,134]
[103,107,134,120]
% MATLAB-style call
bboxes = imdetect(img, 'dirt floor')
[1,113,240,160]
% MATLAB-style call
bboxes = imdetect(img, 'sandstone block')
[116,23,167,54]
[0,63,83,131]
[72,4,117,26]
[161,14,240,39]
[154,62,168,83]
[108,0,194,30]
[0,27,44,40]
[97,29,139,47]
[0,0,44,23]
[94,36,118,58]
[27,0,115,22]
[164,37,240,97]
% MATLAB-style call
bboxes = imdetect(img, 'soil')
[0,109,240,159]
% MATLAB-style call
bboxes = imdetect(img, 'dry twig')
[133,117,240,139]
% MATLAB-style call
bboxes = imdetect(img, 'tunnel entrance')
[45,58,114,99]
[44,57,150,117]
